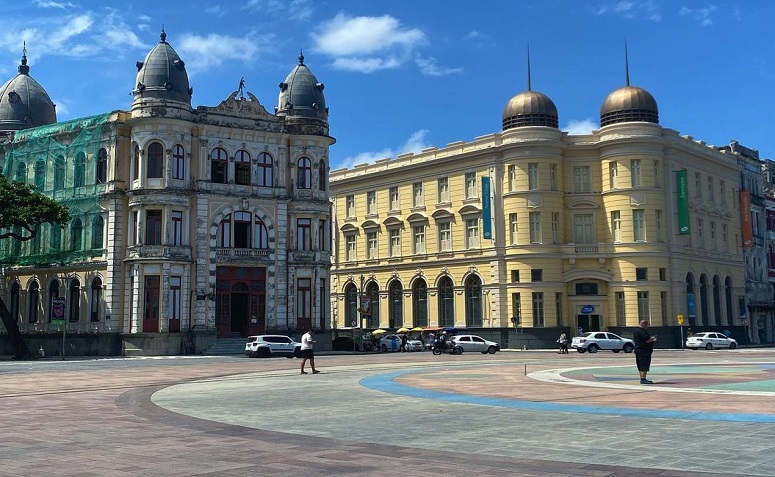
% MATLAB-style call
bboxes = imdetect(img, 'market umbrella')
[371,329,387,335]
[396,327,411,334]
[410,326,424,332]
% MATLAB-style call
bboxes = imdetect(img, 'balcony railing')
[128,245,191,259]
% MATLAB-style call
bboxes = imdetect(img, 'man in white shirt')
[300,327,320,374]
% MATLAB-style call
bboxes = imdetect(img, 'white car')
[686,332,738,350]
[380,334,423,352]
[571,332,635,353]
[245,335,301,358]
[450,334,500,354]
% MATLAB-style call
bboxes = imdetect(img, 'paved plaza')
[2,348,775,476]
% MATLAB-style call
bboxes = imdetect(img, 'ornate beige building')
[330,76,750,347]
[0,33,334,355]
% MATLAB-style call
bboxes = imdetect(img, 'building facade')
[0,33,334,355]
[330,76,751,347]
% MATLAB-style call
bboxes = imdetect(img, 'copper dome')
[600,85,658,127]
[502,90,558,130]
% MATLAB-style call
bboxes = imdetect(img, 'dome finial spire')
[160,26,167,43]
[299,48,305,65]
[526,43,532,91]
[18,40,30,75]
[624,38,630,86]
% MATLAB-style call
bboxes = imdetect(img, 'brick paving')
[0,350,773,476]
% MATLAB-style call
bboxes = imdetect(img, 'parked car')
[404,338,424,351]
[571,332,635,353]
[245,335,301,358]
[379,334,423,351]
[450,334,500,354]
[686,332,738,350]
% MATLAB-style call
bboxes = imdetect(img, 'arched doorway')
[412,279,428,327]
[699,274,709,325]
[438,276,454,327]
[215,267,267,337]
[388,281,402,328]
[465,275,482,327]
[366,282,380,328]
[686,273,696,326]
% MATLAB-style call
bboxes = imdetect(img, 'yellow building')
[330,77,748,347]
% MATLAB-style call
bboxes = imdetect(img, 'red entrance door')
[215,267,266,337]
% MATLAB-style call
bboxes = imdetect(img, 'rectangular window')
[720,180,726,205]
[438,177,450,203]
[532,292,544,327]
[509,213,518,245]
[697,218,704,248]
[631,159,642,188]
[575,283,598,295]
[318,220,326,251]
[413,226,425,254]
[661,291,667,324]
[345,195,355,218]
[439,222,451,251]
[694,172,702,198]
[465,172,477,198]
[346,234,356,261]
[390,228,401,257]
[466,218,480,249]
[528,163,539,190]
[171,211,183,246]
[659,268,666,281]
[531,269,543,282]
[653,160,660,188]
[529,212,541,244]
[144,276,160,323]
[132,211,139,245]
[555,292,563,326]
[297,278,312,330]
[367,191,376,215]
[637,291,649,322]
[389,187,399,210]
[169,276,181,326]
[550,164,558,191]
[573,166,590,193]
[297,218,311,250]
[508,165,516,192]
[609,161,618,189]
[145,210,163,245]
[573,214,594,244]
[511,270,520,282]
[612,211,621,243]
[367,232,377,259]
[616,292,626,326]
[707,176,714,202]
[655,210,663,242]
[722,224,728,249]
[512,293,521,326]
[709,221,716,249]
[172,146,185,180]
[413,182,424,207]
[633,210,645,242]
[551,212,560,244]
[636,267,648,281]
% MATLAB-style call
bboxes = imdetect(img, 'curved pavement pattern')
[153,353,775,476]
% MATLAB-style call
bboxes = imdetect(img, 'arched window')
[51,224,61,252]
[96,148,107,184]
[438,276,454,327]
[218,214,231,247]
[725,277,734,326]
[15,162,27,182]
[412,279,428,327]
[34,160,46,190]
[211,147,228,183]
[28,281,40,324]
[69,278,81,323]
[49,280,60,323]
[74,152,85,187]
[54,156,65,190]
[92,216,104,249]
[254,217,269,249]
[235,150,251,185]
[132,144,140,181]
[318,160,326,191]
[147,142,164,178]
[234,211,251,248]
[389,281,403,328]
[465,275,483,327]
[71,218,83,251]
[257,152,273,186]
[172,144,185,180]
[713,275,722,325]
[699,274,709,326]
[90,277,102,322]
[297,157,311,189]
[344,283,358,326]
[365,282,380,328]
[686,273,696,327]
[10,282,20,323]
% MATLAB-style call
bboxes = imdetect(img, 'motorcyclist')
[436,332,448,352]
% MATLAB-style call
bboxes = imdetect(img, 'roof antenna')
[526,43,532,91]
[625,38,630,86]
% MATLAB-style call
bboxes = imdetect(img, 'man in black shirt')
[633,319,657,384]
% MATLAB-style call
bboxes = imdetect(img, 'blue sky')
[2,0,774,170]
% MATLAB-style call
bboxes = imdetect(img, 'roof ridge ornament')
[299,48,305,65]
[624,38,630,87]
[160,27,167,44]
[18,41,30,75]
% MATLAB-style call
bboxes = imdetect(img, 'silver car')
[571,332,635,353]
[245,335,301,358]
[686,332,738,350]
[450,334,500,354]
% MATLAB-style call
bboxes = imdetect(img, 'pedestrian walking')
[400,334,407,352]
[299,327,320,375]
[427,332,435,351]
[577,326,584,336]
[633,319,657,384]
[557,331,568,354]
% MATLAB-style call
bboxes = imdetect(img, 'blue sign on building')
[581,305,594,314]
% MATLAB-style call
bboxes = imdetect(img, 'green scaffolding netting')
[1,112,114,267]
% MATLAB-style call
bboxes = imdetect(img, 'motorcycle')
[431,340,463,355]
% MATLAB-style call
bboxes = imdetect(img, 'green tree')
[0,174,71,359]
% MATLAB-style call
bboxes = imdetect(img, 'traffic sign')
[677,314,684,325]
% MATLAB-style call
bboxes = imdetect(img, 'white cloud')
[244,0,313,21]
[415,56,462,77]
[338,130,431,169]
[33,0,76,8]
[177,33,269,73]
[51,97,69,117]
[562,118,598,135]
[596,1,661,21]
[330,56,401,73]
[205,5,227,17]
[679,6,717,26]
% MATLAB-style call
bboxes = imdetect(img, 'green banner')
[676,170,690,235]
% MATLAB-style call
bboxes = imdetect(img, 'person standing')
[400,334,408,352]
[633,319,657,384]
[557,331,568,354]
[427,332,436,351]
[300,327,320,375]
